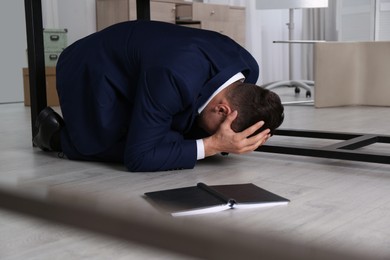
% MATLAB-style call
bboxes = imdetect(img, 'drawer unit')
[44,50,62,67]
[228,7,246,46]
[176,21,202,29]
[129,0,176,23]
[96,0,176,31]
[43,28,68,51]
[176,2,229,22]
[26,49,62,67]
[95,0,246,46]
[176,3,245,46]
[150,1,176,23]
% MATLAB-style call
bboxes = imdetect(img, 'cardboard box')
[23,67,60,106]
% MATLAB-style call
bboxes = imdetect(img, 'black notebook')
[144,183,289,217]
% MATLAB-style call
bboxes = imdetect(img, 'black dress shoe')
[33,107,64,152]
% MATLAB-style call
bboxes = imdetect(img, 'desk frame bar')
[256,129,390,165]
[24,0,47,139]
[136,0,150,20]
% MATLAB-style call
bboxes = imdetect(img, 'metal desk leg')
[24,0,47,142]
[136,0,150,20]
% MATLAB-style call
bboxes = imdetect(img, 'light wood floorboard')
[1,89,390,259]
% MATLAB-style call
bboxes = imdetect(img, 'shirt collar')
[198,72,245,114]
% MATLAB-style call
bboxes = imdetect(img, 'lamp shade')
[256,0,328,9]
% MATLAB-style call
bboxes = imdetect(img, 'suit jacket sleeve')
[124,67,198,172]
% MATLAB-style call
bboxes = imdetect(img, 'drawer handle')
[50,35,60,41]
[49,54,58,60]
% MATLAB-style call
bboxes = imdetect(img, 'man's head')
[198,81,284,136]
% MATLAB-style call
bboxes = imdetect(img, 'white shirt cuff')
[196,139,205,160]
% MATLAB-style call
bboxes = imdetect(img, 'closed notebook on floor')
[144,183,289,217]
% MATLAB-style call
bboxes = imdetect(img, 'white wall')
[246,3,303,84]
[0,0,28,103]
[207,0,299,84]
[43,0,96,45]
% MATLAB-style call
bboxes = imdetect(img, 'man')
[33,21,284,172]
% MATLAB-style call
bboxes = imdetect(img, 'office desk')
[24,1,390,166]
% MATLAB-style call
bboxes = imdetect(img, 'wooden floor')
[1,89,390,259]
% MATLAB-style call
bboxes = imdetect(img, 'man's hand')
[203,111,271,157]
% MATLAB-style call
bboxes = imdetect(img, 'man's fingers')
[239,120,266,138]
[258,133,271,146]
[244,133,271,153]
[235,133,270,154]
[223,110,238,126]
[245,129,270,146]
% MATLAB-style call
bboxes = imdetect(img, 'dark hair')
[226,82,284,136]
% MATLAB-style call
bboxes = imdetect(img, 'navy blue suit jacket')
[56,21,259,171]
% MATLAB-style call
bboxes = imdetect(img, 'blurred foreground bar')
[0,185,372,260]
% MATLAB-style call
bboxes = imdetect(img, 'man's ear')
[216,104,232,116]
